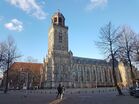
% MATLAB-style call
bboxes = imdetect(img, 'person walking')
[57,84,65,99]
[62,85,65,95]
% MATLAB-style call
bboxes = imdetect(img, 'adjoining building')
[3,62,43,89]
[42,11,138,88]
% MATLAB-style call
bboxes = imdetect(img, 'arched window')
[59,17,62,23]
[54,17,57,22]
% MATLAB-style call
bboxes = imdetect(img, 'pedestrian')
[57,84,64,99]
[62,85,65,95]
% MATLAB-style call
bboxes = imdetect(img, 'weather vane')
[58,9,60,12]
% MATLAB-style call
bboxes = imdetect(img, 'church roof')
[8,62,43,73]
[72,56,108,65]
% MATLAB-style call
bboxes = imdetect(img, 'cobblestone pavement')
[60,93,139,104]
[0,88,139,104]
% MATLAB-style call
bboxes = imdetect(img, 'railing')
[3,87,128,95]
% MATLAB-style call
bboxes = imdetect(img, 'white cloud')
[5,19,23,32]
[86,0,108,11]
[7,0,48,20]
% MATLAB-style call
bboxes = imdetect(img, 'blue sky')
[0,0,139,63]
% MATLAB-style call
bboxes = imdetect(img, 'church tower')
[48,12,68,55]
[45,11,72,88]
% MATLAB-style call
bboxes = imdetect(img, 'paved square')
[0,88,139,104]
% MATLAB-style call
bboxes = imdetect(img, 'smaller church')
[42,11,137,88]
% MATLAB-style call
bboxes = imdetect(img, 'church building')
[43,12,136,88]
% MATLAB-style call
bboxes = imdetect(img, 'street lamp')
[95,66,98,88]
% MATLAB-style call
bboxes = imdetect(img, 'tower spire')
[57,9,60,13]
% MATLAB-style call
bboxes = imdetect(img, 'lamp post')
[95,66,98,88]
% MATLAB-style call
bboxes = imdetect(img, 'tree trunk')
[4,63,9,94]
[111,54,123,95]
[127,53,136,86]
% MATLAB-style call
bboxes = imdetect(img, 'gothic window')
[104,69,107,82]
[93,70,96,81]
[81,76,83,82]
[72,72,76,80]
[81,69,83,82]
[75,72,78,81]
[87,69,90,81]
[99,71,102,82]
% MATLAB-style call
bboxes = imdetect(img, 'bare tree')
[0,36,21,93]
[118,26,137,86]
[0,42,7,69]
[132,34,139,61]
[96,22,123,95]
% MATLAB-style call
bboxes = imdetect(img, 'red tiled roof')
[10,62,43,72]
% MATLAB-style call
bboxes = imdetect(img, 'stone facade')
[0,77,2,87]
[43,12,137,88]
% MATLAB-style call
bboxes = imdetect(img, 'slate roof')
[72,56,108,65]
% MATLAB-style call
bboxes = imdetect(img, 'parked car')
[134,87,139,97]
[129,87,136,96]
